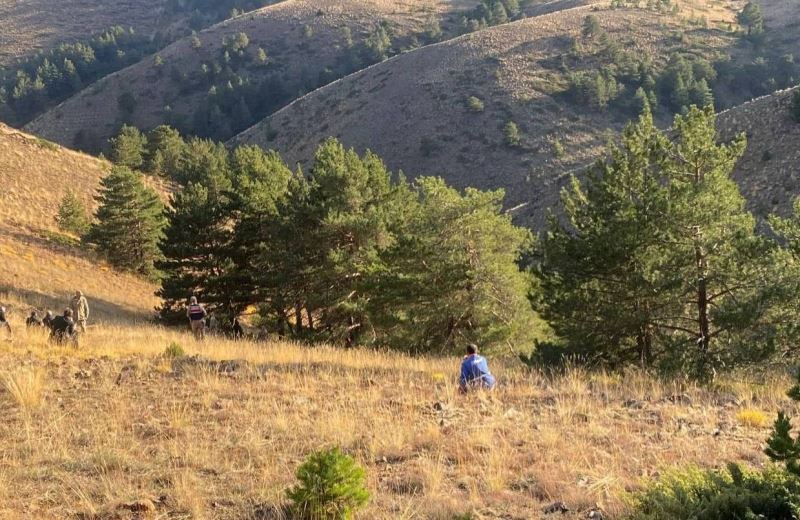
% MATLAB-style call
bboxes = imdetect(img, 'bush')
[287,447,369,520]
[466,96,485,112]
[163,342,185,358]
[56,190,90,237]
[504,120,521,147]
[627,463,800,519]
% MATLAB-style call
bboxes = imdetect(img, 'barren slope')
[0,0,170,65]
[24,0,479,151]
[717,86,800,218]
[232,5,735,226]
[0,124,159,321]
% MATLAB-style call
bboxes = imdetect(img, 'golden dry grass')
[0,323,791,519]
[0,123,162,322]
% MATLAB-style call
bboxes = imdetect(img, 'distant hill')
[0,124,159,321]
[230,4,738,226]
[0,0,170,65]
[23,0,482,151]
[717,86,800,219]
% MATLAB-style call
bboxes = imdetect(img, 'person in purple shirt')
[459,343,496,393]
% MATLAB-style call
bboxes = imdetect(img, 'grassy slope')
[23,0,478,150]
[0,324,789,519]
[717,85,800,218]
[0,0,171,65]
[231,4,736,227]
[0,124,160,322]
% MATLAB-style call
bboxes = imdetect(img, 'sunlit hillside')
[0,325,789,519]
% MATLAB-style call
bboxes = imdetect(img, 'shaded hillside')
[0,124,159,320]
[231,4,738,226]
[24,0,482,151]
[717,86,800,219]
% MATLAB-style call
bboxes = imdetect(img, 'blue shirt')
[460,354,496,391]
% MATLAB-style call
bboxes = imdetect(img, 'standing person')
[187,296,207,340]
[232,318,244,340]
[0,306,11,336]
[459,343,496,393]
[26,311,42,328]
[70,290,90,333]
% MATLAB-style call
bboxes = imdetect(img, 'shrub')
[56,190,90,237]
[504,120,521,147]
[466,96,484,112]
[626,463,800,519]
[163,342,185,358]
[287,447,369,520]
[736,408,769,428]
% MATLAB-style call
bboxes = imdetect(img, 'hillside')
[23,0,483,151]
[0,0,170,65]
[230,4,736,226]
[717,86,800,218]
[0,124,159,322]
[230,0,800,227]
[0,324,790,519]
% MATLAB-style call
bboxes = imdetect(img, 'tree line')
[70,127,537,353]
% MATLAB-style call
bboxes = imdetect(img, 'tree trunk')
[295,302,303,335]
[694,228,711,376]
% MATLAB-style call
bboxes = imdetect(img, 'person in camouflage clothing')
[70,290,90,333]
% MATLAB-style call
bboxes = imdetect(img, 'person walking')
[70,290,90,333]
[26,311,42,328]
[0,306,11,337]
[187,296,207,340]
[459,343,496,393]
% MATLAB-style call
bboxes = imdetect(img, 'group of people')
[186,296,244,340]
[0,291,90,346]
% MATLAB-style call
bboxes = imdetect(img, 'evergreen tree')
[109,125,147,170]
[145,125,186,178]
[582,15,602,40]
[536,107,780,377]
[87,166,165,275]
[56,190,90,236]
[504,120,521,147]
[737,2,764,36]
[158,140,235,319]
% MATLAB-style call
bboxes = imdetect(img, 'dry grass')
[0,0,172,65]
[0,323,791,519]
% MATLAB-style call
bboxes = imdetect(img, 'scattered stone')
[587,509,605,519]
[666,393,692,405]
[543,501,569,514]
[623,399,647,409]
[115,364,137,386]
[117,498,156,513]
[74,369,91,380]
[714,393,741,407]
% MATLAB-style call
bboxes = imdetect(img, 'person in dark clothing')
[0,306,11,336]
[50,309,77,346]
[26,311,43,328]
[232,318,244,340]
[42,311,54,329]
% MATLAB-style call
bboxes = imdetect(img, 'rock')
[623,399,647,409]
[666,393,692,405]
[118,499,156,513]
[587,509,605,519]
[543,501,569,514]
[74,369,91,380]
[714,393,740,407]
[115,364,137,386]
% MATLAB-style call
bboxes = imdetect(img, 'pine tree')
[109,125,147,170]
[582,15,602,40]
[737,2,764,36]
[158,141,235,319]
[145,125,186,178]
[87,166,165,275]
[536,107,780,376]
[504,120,521,147]
[766,369,800,476]
[56,190,90,236]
